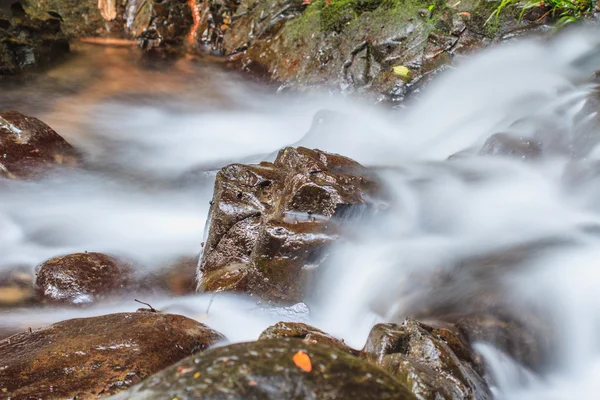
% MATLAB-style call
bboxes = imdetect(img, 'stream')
[3,28,600,398]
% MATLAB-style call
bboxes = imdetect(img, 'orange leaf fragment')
[293,350,312,372]
[457,11,471,16]
[302,0,312,4]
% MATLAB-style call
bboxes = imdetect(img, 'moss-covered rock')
[108,338,419,399]
[0,2,70,76]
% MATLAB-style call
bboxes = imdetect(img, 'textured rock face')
[198,146,381,302]
[0,111,80,178]
[34,252,134,305]
[211,0,530,100]
[0,312,225,399]
[259,321,359,355]
[363,319,491,400]
[0,3,70,75]
[107,338,419,400]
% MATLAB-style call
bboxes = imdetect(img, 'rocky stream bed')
[2,0,600,399]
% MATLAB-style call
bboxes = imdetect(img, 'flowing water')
[3,28,600,398]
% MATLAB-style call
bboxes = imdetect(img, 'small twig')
[134,299,157,312]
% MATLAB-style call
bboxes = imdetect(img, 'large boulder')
[34,252,134,305]
[108,338,418,399]
[198,146,381,302]
[0,110,80,178]
[0,312,225,398]
[0,2,69,75]
[363,319,491,400]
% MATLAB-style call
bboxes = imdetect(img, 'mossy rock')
[108,339,419,399]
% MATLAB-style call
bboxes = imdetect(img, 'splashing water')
[2,28,600,398]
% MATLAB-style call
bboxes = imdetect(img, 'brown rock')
[259,321,360,356]
[0,312,225,399]
[198,146,381,302]
[363,319,491,400]
[34,252,133,305]
[0,111,80,179]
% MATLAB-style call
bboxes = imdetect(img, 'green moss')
[321,0,358,32]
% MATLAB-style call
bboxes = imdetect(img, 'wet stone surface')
[259,321,360,356]
[34,252,134,305]
[0,110,80,178]
[108,338,418,400]
[363,318,491,400]
[0,312,225,399]
[0,2,69,75]
[198,146,382,302]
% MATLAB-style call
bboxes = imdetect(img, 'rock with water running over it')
[34,252,134,305]
[479,133,542,160]
[259,321,359,356]
[0,312,225,398]
[363,319,491,400]
[0,110,80,178]
[198,146,382,302]
[0,2,70,76]
[107,338,418,400]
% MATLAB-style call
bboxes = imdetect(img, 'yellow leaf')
[392,65,411,79]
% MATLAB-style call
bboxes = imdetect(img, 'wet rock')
[208,0,542,101]
[198,146,381,302]
[140,255,198,296]
[0,267,34,307]
[479,133,542,159]
[34,252,133,304]
[133,0,196,54]
[23,0,126,38]
[259,321,359,355]
[0,312,225,398]
[108,338,418,400]
[0,2,69,75]
[0,111,80,178]
[363,319,491,400]
[455,312,549,371]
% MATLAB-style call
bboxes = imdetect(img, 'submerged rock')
[0,267,34,307]
[363,319,491,400]
[34,252,133,305]
[0,312,225,398]
[198,146,381,302]
[259,321,359,356]
[0,111,80,178]
[479,133,542,160]
[108,338,418,399]
[0,2,69,75]
[455,312,548,371]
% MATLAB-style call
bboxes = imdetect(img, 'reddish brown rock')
[34,252,133,305]
[198,146,381,302]
[0,312,225,399]
[0,111,80,178]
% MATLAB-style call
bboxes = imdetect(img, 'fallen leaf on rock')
[392,65,411,79]
[293,350,312,372]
